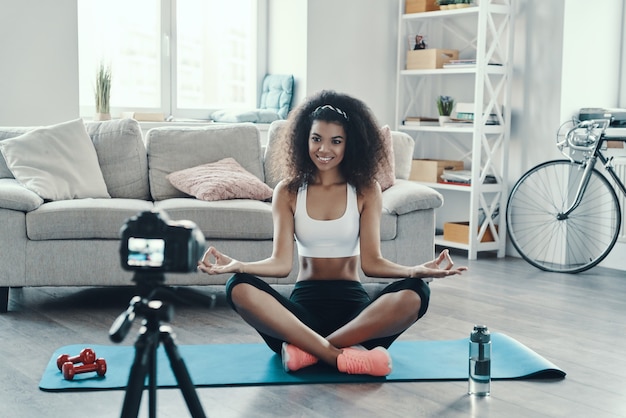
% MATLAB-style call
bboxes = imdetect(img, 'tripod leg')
[121,330,160,418]
[160,326,207,418]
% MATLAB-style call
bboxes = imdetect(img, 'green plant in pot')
[437,95,455,125]
[94,63,111,121]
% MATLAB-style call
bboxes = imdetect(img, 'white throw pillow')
[0,118,110,201]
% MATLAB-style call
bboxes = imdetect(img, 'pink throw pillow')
[376,125,395,191]
[167,157,273,201]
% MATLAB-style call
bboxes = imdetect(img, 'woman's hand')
[197,246,243,275]
[410,249,468,279]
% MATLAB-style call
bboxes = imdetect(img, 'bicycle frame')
[558,119,626,219]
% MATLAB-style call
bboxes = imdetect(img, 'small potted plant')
[94,63,111,121]
[437,95,455,125]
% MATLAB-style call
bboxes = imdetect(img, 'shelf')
[399,124,504,134]
[414,181,503,192]
[435,235,501,252]
[403,4,510,21]
[395,0,513,260]
[403,7,479,20]
[400,65,507,76]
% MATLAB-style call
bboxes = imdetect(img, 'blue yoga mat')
[39,333,565,391]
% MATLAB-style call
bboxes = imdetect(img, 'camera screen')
[127,237,165,267]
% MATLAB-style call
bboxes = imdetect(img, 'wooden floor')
[1,252,625,417]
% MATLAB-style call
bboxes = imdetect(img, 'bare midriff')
[296,255,360,282]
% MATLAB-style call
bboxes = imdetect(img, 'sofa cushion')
[390,131,415,180]
[85,118,150,200]
[0,119,151,201]
[376,125,395,191]
[25,199,154,240]
[167,157,274,202]
[155,198,274,240]
[0,178,44,212]
[263,120,286,189]
[382,179,443,215]
[146,124,265,201]
[0,127,34,178]
[0,118,110,201]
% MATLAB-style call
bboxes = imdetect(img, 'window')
[77,0,265,119]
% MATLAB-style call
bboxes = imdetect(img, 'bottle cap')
[471,325,491,343]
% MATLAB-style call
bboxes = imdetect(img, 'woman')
[198,90,467,376]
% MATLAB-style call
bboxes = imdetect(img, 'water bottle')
[468,325,491,396]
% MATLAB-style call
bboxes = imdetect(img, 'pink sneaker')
[282,343,318,372]
[337,346,392,376]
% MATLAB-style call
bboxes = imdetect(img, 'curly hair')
[271,90,389,193]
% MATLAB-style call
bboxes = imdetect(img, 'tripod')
[109,272,206,418]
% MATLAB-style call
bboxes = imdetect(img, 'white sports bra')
[294,183,360,258]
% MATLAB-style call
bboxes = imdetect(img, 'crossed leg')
[226,274,428,367]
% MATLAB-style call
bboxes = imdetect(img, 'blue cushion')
[210,109,280,124]
[210,74,294,123]
[259,74,294,119]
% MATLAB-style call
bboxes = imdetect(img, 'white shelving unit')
[395,1,514,259]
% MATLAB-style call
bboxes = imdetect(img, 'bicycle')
[506,118,626,273]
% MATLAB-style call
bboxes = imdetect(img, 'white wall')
[0,0,79,126]
[268,0,399,126]
[267,0,308,106]
[560,0,623,119]
[305,0,399,126]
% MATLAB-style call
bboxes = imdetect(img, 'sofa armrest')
[382,179,443,215]
[0,179,43,212]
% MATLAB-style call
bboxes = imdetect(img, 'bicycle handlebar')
[563,118,610,152]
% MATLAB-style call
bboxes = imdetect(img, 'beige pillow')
[0,119,110,201]
[376,125,396,191]
[167,157,274,201]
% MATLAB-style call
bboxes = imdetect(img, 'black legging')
[225,273,430,354]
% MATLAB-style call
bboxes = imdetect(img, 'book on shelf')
[442,60,503,69]
[452,103,500,125]
[443,59,476,68]
[403,116,439,126]
[440,169,497,185]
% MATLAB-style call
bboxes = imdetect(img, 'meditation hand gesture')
[411,249,468,279]
[198,246,242,275]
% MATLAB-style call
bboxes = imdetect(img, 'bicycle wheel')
[506,159,621,273]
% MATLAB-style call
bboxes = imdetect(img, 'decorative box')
[406,49,459,70]
[443,222,498,244]
[409,159,464,183]
[405,0,439,14]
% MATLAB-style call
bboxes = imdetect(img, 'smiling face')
[308,120,346,175]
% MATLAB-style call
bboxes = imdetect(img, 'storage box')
[410,159,464,183]
[406,49,459,70]
[443,222,498,244]
[405,0,438,14]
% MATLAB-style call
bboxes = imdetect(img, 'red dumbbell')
[56,348,97,370]
[62,358,107,380]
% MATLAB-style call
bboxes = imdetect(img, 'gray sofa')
[0,118,443,312]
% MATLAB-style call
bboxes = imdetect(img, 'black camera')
[120,210,206,273]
